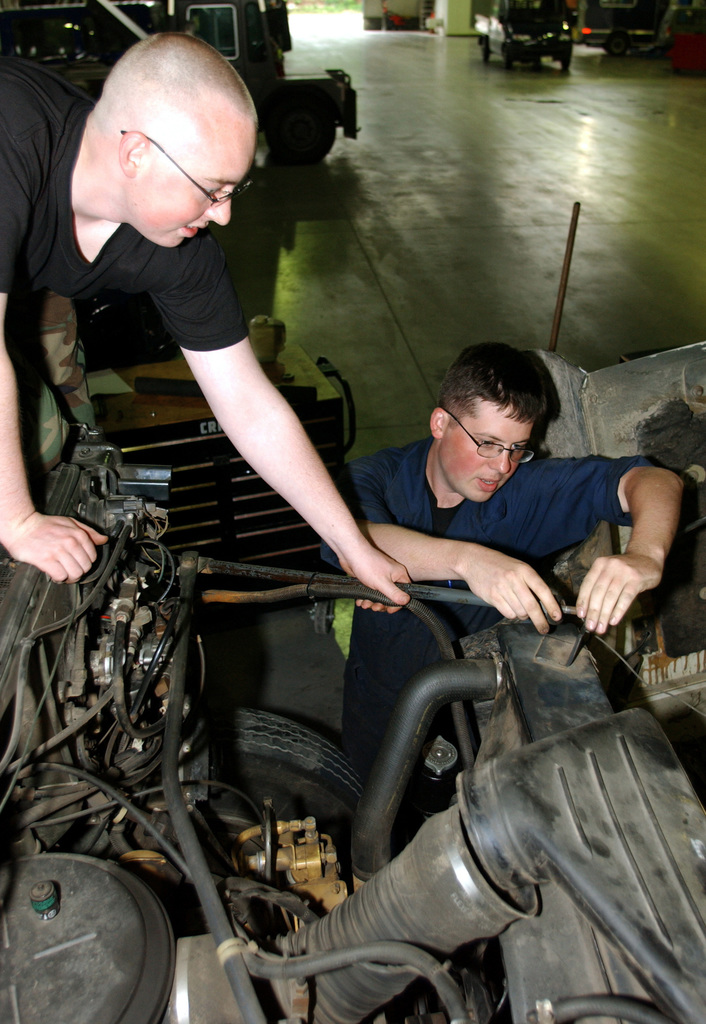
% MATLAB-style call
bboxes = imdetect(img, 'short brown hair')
[438,343,547,424]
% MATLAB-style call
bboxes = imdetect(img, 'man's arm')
[357,464,683,634]
[181,341,410,606]
[355,520,563,633]
[576,465,683,633]
[0,294,107,581]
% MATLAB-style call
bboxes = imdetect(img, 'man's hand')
[576,551,663,634]
[338,545,411,614]
[460,547,562,634]
[575,464,684,634]
[3,512,107,583]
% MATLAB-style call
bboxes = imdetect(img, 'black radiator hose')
[352,658,498,882]
[161,554,267,1024]
[199,575,480,771]
[284,801,536,1024]
[528,995,677,1024]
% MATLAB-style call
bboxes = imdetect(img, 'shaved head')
[94,33,257,136]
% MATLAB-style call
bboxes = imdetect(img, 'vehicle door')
[181,1,276,106]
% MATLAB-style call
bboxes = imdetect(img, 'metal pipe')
[548,201,581,353]
[197,558,494,609]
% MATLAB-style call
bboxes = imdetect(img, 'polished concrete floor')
[218,14,706,462]
[203,17,706,736]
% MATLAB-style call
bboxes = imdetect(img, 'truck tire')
[209,707,362,838]
[264,95,337,165]
[604,31,630,56]
[482,36,490,62]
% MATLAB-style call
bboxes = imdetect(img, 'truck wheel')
[264,95,337,165]
[482,36,490,62]
[502,46,513,69]
[209,707,362,839]
[604,31,630,56]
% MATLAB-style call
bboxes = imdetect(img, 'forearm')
[358,520,562,631]
[357,520,471,581]
[182,343,410,603]
[0,311,38,540]
[577,465,684,632]
[620,466,683,567]
[0,306,106,581]
[189,352,366,554]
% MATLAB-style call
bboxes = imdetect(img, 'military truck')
[0,0,357,163]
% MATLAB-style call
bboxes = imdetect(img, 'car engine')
[1,408,705,1024]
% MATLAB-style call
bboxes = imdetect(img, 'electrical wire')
[1,523,131,791]
[111,617,166,740]
[23,522,132,644]
[28,762,189,877]
[0,604,81,816]
[161,553,266,1024]
[245,941,469,1023]
[7,684,116,775]
[129,598,179,716]
[591,632,706,723]
[140,538,177,602]
[180,777,264,825]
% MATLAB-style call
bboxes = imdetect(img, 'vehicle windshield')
[508,0,565,17]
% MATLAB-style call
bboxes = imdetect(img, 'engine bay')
[1,345,706,1024]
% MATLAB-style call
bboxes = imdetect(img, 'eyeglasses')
[442,408,534,464]
[121,131,252,205]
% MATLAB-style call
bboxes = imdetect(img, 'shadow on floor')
[195,598,346,744]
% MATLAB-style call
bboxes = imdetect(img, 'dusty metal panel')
[533,342,706,745]
[580,340,706,458]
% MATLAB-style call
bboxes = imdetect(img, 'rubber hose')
[30,762,189,876]
[352,658,498,881]
[160,553,266,1024]
[313,583,479,769]
[0,642,33,774]
[111,618,166,740]
[8,685,115,773]
[208,577,477,770]
[108,820,133,857]
[71,814,110,854]
[310,586,477,772]
[130,602,178,715]
[245,941,469,1023]
[286,803,530,1024]
[539,995,676,1024]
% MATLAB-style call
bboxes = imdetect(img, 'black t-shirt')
[0,58,248,351]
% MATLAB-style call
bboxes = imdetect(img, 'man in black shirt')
[0,32,410,602]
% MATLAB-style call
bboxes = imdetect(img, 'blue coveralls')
[322,437,650,781]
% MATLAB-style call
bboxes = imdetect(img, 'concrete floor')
[202,18,706,737]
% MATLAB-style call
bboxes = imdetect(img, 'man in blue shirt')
[323,343,683,781]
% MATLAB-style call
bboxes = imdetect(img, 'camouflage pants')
[6,289,94,478]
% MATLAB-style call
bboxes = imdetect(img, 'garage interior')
[181,15,706,742]
[3,12,706,1024]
